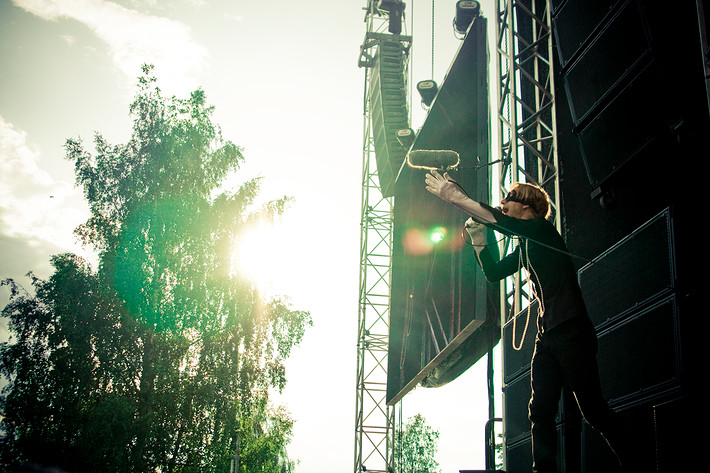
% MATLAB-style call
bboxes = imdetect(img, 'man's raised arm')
[424,170,497,225]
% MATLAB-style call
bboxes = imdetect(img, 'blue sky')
[0,1,499,471]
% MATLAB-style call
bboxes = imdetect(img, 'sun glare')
[231,223,282,295]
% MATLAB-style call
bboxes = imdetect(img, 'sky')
[0,1,500,471]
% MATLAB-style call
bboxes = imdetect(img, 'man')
[424,170,634,473]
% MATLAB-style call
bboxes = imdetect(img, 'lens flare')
[429,226,447,243]
[230,223,281,295]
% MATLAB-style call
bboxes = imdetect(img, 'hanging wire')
[431,0,435,79]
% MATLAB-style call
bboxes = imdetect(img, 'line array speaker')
[596,296,680,405]
[581,401,658,473]
[369,40,409,197]
[506,426,567,473]
[553,0,706,191]
[578,208,673,330]
[653,396,695,472]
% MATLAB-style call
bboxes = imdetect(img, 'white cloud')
[0,115,90,258]
[59,33,76,45]
[13,0,209,95]
[223,12,242,22]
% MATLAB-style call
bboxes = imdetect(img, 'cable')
[431,0,435,80]
[444,175,604,268]
[509,240,531,351]
[465,221,534,352]
[444,174,672,351]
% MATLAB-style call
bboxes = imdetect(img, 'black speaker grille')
[503,372,533,442]
[654,397,694,472]
[582,402,658,473]
[563,0,650,123]
[369,40,409,197]
[578,208,673,329]
[596,296,680,404]
[576,59,662,188]
[553,0,618,67]
[506,426,566,473]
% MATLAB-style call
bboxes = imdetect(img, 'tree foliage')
[395,414,441,473]
[0,65,311,473]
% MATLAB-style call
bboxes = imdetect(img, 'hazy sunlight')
[231,222,283,297]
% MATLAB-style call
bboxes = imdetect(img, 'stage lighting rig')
[378,0,405,35]
[417,80,438,106]
[454,0,481,35]
[396,128,415,150]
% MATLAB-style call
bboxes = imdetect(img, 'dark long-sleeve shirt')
[476,207,588,334]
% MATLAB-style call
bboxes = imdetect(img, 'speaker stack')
[500,1,706,470]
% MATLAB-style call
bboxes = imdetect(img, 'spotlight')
[417,80,438,106]
[378,0,405,35]
[454,0,481,34]
[396,128,415,150]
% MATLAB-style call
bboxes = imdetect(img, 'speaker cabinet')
[562,0,650,125]
[653,396,696,472]
[581,401,657,473]
[369,39,409,197]
[578,208,674,330]
[506,426,567,473]
[553,0,706,191]
[503,371,534,443]
[596,296,680,404]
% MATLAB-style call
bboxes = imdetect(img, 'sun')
[231,222,283,295]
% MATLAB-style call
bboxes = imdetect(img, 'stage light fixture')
[396,128,415,150]
[417,80,438,106]
[378,0,405,35]
[454,0,481,34]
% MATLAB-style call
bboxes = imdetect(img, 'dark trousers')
[528,317,630,473]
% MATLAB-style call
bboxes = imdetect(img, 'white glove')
[465,217,486,247]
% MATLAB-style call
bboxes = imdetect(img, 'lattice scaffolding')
[494,1,560,468]
[495,0,560,227]
[353,116,395,473]
[355,2,411,472]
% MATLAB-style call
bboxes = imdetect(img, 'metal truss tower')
[354,2,411,472]
[494,0,559,469]
[353,116,395,473]
[494,0,560,307]
[495,0,560,228]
